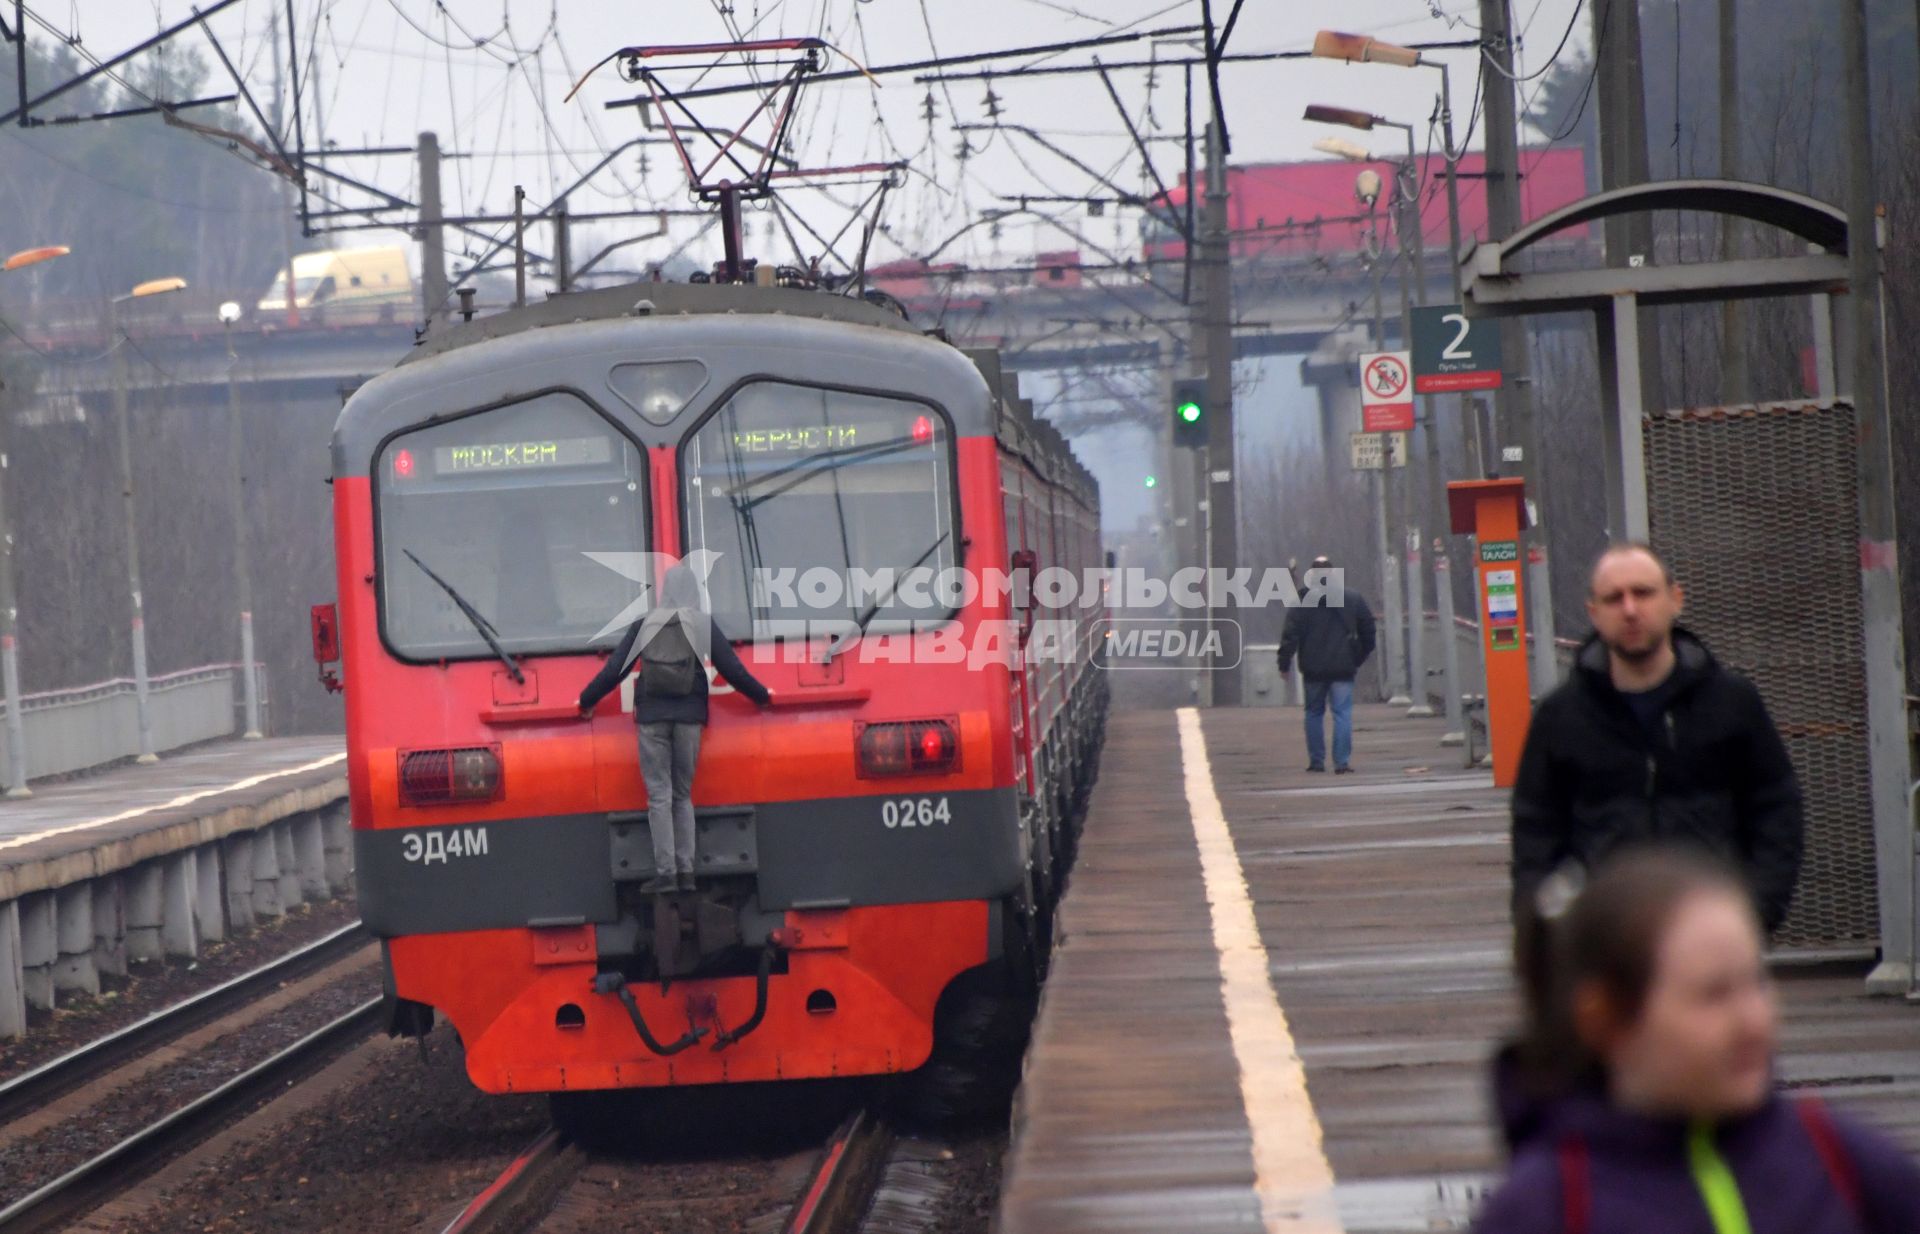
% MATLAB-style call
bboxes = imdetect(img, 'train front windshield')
[681,382,958,641]
[374,392,650,661]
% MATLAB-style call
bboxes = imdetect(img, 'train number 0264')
[882,796,952,829]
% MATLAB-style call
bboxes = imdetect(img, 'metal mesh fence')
[1645,401,1876,950]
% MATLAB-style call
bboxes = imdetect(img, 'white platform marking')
[0,753,347,854]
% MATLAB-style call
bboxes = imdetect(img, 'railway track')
[0,920,368,1125]
[0,922,383,1234]
[441,1108,893,1234]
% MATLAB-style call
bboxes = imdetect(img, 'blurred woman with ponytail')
[1473,846,1920,1233]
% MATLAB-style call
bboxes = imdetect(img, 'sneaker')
[677,871,696,891]
[1305,764,1326,773]
[1334,765,1356,775]
[639,874,677,894]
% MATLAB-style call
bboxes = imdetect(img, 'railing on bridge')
[0,663,269,793]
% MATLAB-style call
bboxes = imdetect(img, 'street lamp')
[0,245,71,796]
[218,301,262,739]
[1312,136,1375,163]
[109,275,189,763]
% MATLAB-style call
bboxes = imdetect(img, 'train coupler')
[592,972,709,1056]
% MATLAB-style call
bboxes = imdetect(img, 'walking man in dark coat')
[1510,542,1805,932]
[1277,555,1376,774]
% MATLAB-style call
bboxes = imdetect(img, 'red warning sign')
[1359,350,1414,433]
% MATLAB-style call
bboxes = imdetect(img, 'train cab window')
[375,392,649,661]
[681,382,958,641]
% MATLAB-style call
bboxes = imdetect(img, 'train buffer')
[994,704,1920,1233]
[0,737,349,1040]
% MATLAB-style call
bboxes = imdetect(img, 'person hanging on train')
[1473,845,1920,1233]
[578,558,771,893]
[1276,554,1376,773]
[1509,542,1804,936]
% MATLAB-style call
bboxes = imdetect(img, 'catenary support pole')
[1479,0,1558,694]
[1836,0,1915,993]
[110,299,157,764]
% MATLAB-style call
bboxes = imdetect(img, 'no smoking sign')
[1358,350,1414,433]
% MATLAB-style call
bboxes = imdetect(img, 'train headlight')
[399,745,504,805]
[855,718,960,779]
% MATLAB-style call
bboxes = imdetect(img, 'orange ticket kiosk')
[1447,478,1533,787]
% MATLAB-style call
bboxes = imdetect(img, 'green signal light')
[1144,475,1158,488]
[1176,401,1203,423]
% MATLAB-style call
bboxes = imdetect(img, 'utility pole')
[1195,120,1240,705]
[1430,66,1471,746]
[0,409,27,795]
[269,9,300,328]
[1837,0,1913,991]
[1362,189,1407,705]
[222,318,262,739]
[1480,0,1558,690]
[417,132,451,327]
[1395,168,1429,717]
[1718,0,1748,404]
[109,301,156,764]
[1592,0,1668,422]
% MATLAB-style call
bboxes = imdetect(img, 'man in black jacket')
[1277,556,1377,773]
[1510,543,1804,931]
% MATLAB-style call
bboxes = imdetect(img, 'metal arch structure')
[1488,179,1850,266]
[1462,177,1912,986]
[1464,179,1853,317]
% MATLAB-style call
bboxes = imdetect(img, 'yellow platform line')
[1178,707,1343,1233]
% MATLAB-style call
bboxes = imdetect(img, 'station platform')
[0,737,348,1038]
[995,705,1920,1234]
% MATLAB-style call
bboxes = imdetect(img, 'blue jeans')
[1303,679,1353,770]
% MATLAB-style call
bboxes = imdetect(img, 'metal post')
[110,299,156,763]
[417,132,450,327]
[1394,168,1428,715]
[719,184,744,283]
[1200,120,1241,705]
[1430,72,1469,739]
[1366,200,1407,705]
[1608,293,1649,541]
[513,184,527,308]
[223,326,262,740]
[1811,245,1839,400]
[1717,0,1749,404]
[13,0,25,127]
[1434,542,1462,742]
[555,197,572,294]
[1837,0,1914,993]
[1479,0,1558,693]
[0,425,28,795]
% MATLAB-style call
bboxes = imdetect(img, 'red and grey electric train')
[320,279,1105,1106]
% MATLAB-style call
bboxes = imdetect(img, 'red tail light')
[856,719,960,778]
[399,746,503,805]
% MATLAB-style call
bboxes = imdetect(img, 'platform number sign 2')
[1412,305,1504,393]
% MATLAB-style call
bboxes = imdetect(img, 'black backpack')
[640,618,702,698]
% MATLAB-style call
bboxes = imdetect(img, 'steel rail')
[0,996,382,1234]
[441,1107,892,1234]
[0,920,368,1124]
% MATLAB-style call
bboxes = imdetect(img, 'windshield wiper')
[403,549,525,683]
[823,531,952,663]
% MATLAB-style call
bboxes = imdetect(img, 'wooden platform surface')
[995,704,1920,1233]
